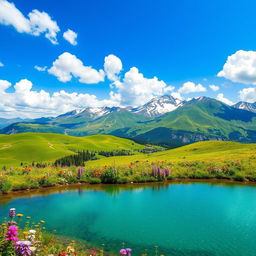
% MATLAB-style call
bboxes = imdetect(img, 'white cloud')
[218,50,256,85]
[171,92,182,101]
[63,29,77,45]
[48,52,105,84]
[216,93,234,106]
[0,61,4,67]
[239,87,256,103]
[0,80,11,92]
[28,9,60,44]
[0,79,120,118]
[112,67,167,106]
[178,81,206,94]
[34,65,47,71]
[0,0,60,44]
[104,54,122,81]
[164,85,175,93]
[209,84,219,91]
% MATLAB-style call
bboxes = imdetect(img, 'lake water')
[0,182,256,256]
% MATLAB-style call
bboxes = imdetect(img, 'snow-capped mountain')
[233,101,256,113]
[132,95,183,117]
[54,95,183,120]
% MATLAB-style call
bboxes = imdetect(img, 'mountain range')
[1,95,256,147]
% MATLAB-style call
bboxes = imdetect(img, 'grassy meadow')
[0,133,255,193]
[0,133,146,166]
[86,140,256,167]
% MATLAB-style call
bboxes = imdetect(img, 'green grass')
[0,133,146,166]
[86,141,256,167]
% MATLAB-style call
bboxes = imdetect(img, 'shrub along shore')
[0,157,256,194]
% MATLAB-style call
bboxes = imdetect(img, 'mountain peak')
[233,101,256,113]
[132,95,183,117]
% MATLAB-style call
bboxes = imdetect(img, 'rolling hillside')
[87,140,256,167]
[0,133,146,166]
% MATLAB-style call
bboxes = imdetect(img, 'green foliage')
[0,177,12,194]
[100,168,120,184]
[54,150,96,167]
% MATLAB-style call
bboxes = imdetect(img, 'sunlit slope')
[87,141,256,167]
[0,133,145,166]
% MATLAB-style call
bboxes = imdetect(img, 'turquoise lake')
[0,182,256,256]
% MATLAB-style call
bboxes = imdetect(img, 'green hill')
[68,110,150,136]
[0,133,146,166]
[87,140,256,167]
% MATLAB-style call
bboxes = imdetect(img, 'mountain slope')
[0,118,30,129]
[114,97,256,145]
[68,109,151,136]
[2,97,256,146]
[233,101,256,113]
[0,133,146,166]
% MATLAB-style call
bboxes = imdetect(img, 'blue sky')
[0,0,256,118]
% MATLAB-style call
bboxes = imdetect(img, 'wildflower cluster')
[0,208,139,256]
[151,167,171,180]
[0,208,82,256]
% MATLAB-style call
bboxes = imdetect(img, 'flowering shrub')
[0,177,12,194]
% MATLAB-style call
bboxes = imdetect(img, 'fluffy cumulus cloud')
[112,67,167,106]
[218,50,256,85]
[0,0,60,44]
[209,84,219,91]
[0,61,4,67]
[63,29,77,45]
[216,93,234,106]
[239,87,256,103]
[0,79,120,118]
[34,65,47,71]
[178,81,206,94]
[104,54,122,81]
[0,79,11,92]
[48,52,105,84]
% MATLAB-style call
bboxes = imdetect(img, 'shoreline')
[1,177,256,200]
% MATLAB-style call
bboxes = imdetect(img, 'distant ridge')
[1,96,256,146]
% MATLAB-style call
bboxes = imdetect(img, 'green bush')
[0,178,12,194]
[233,174,246,181]
[86,177,101,184]
[38,176,56,187]
[117,176,131,184]
[100,168,120,183]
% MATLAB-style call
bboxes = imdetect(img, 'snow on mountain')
[233,101,256,113]
[132,95,183,117]
[56,95,221,120]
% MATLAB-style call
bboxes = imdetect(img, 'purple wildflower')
[165,168,170,176]
[152,166,157,177]
[14,241,32,256]
[120,249,127,255]
[6,225,19,242]
[9,208,16,219]
[157,167,161,177]
[126,248,132,256]
[8,220,17,226]
[77,168,84,179]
